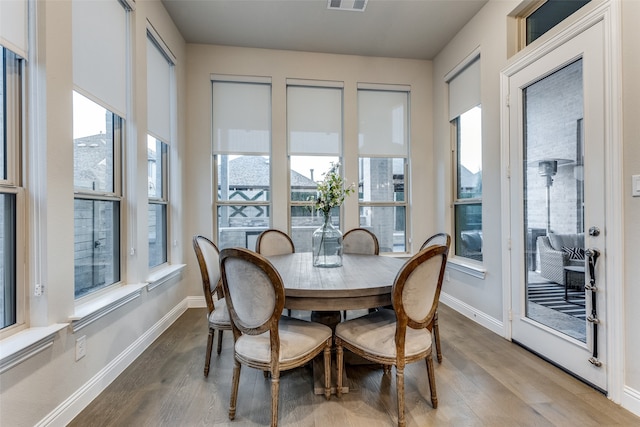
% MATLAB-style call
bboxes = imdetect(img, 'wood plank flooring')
[69,305,640,426]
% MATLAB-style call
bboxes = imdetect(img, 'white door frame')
[499,0,623,401]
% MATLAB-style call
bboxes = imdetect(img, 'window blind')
[0,0,27,58]
[448,56,480,121]
[73,0,128,117]
[358,90,408,157]
[288,85,342,156]
[147,34,172,144]
[212,81,271,155]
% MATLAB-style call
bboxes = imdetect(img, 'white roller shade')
[358,90,408,157]
[73,0,128,117]
[288,86,342,156]
[212,81,271,155]
[147,34,172,144]
[0,0,27,58]
[448,56,480,121]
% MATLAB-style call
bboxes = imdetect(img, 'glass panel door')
[523,59,586,342]
[507,20,607,391]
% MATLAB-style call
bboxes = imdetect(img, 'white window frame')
[446,53,483,263]
[211,76,272,249]
[73,93,124,300]
[357,86,410,254]
[146,27,175,270]
[0,46,26,338]
[287,81,344,251]
[147,136,169,269]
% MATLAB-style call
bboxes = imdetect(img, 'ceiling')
[161,0,489,60]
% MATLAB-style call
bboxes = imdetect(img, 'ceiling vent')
[327,0,368,12]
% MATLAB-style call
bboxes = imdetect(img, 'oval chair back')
[343,228,379,255]
[255,229,295,256]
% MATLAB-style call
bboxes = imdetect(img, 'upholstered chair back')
[193,235,221,313]
[420,232,451,253]
[256,229,295,256]
[343,228,379,255]
[220,247,285,334]
[393,245,448,330]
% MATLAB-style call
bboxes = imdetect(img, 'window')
[212,80,271,249]
[448,55,482,261]
[73,92,123,298]
[148,136,168,268]
[72,0,128,298]
[0,47,24,332]
[146,31,174,268]
[453,107,482,261]
[522,0,591,46]
[287,83,342,251]
[357,88,409,253]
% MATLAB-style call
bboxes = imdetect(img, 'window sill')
[147,264,186,292]
[69,283,147,333]
[447,257,486,279]
[0,323,69,374]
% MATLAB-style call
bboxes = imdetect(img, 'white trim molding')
[0,324,68,374]
[500,0,624,403]
[37,298,189,427]
[439,291,504,337]
[622,386,640,418]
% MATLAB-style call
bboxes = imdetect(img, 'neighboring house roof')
[73,133,109,189]
[223,156,317,189]
[459,165,481,190]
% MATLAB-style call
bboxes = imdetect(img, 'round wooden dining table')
[267,252,407,312]
[267,252,407,395]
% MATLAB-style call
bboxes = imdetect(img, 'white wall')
[621,0,640,405]
[433,0,517,324]
[0,1,188,425]
[433,0,640,414]
[183,44,436,297]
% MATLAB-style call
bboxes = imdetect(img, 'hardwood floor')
[70,305,640,426]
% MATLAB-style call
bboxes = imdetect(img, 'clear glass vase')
[312,214,343,268]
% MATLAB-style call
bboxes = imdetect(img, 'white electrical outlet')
[445,271,450,282]
[76,336,87,361]
[34,283,43,296]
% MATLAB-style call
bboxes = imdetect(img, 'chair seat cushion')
[335,309,432,360]
[208,297,231,327]
[235,317,332,364]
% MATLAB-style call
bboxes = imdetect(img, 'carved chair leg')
[229,359,241,420]
[335,337,344,398]
[426,354,438,408]
[204,328,214,377]
[270,373,280,427]
[433,310,442,363]
[323,340,331,400]
[217,329,224,355]
[396,365,406,427]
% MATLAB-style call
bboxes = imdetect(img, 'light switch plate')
[633,175,640,197]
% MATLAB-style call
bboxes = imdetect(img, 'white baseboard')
[439,291,505,337]
[36,299,189,427]
[622,385,640,417]
[187,295,206,308]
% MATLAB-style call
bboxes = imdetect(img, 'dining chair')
[342,228,380,319]
[342,227,380,255]
[420,232,451,363]
[256,229,296,316]
[192,235,232,377]
[334,244,448,427]
[255,228,295,256]
[219,247,333,427]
